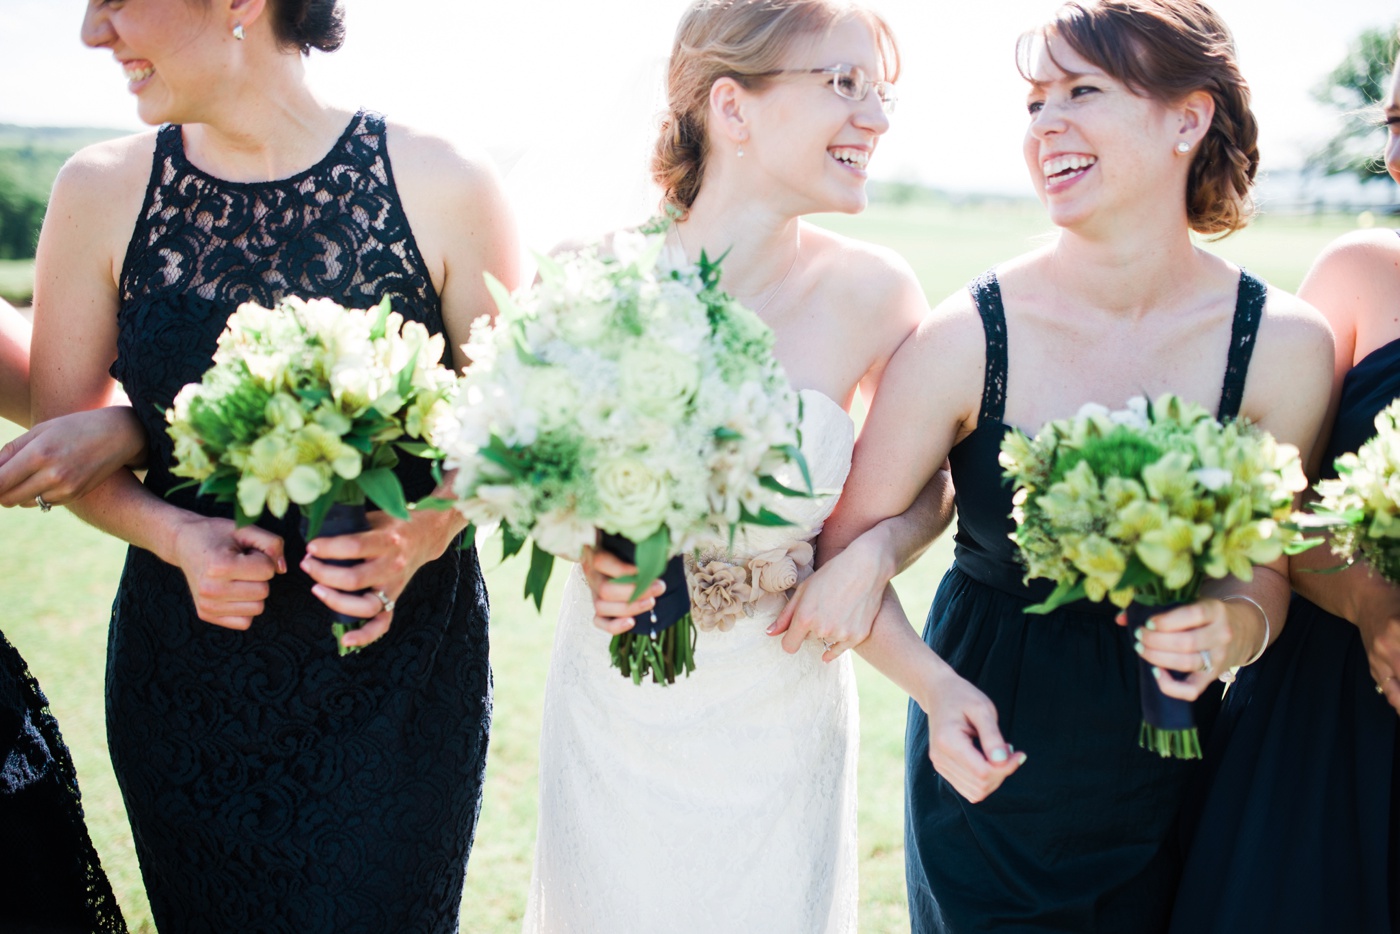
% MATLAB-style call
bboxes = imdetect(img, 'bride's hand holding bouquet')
[440,223,812,684]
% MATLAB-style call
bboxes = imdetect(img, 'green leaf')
[778,444,813,493]
[301,492,335,540]
[502,524,527,561]
[1023,579,1086,615]
[396,441,439,458]
[165,477,202,497]
[483,272,520,317]
[629,527,671,602]
[412,495,458,512]
[533,251,565,282]
[714,427,744,442]
[738,503,797,528]
[523,543,556,612]
[356,468,410,520]
[233,497,257,528]
[759,474,815,499]
[394,348,419,400]
[368,294,393,341]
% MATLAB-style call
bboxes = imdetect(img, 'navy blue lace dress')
[0,630,126,932]
[1171,324,1400,932]
[904,270,1264,932]
[106,112,492,932]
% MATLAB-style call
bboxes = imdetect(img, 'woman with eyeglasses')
[1169,39,1400,934]
[32,0,517,928]
[523,1,987,931]
[791,0,1331,930]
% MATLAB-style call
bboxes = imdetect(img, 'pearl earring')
[1176,140,1191,154]
[737,144,745,158]
[233,22,245,40]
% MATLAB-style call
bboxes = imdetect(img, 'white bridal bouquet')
[440,221,810,684]
[1000,394,1308,757]
[165,295,458,652]
[1309,399,1400,584]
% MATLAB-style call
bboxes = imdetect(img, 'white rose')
[596,456,671,542]
[618,342,699,418]
[522,366,581,432]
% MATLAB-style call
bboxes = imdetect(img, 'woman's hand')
[171,515,287,629]
[579,545,664,635]
[0,407,147,509]
[1358,614,1400,715]
[300,508,459,650]
[922,666,1026,803]
[768,536,888,661]
[1125,597,1266,701]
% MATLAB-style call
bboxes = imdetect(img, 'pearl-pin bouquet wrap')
[1000,394,1308,758]
[440,222,812,685]
[164,295,458,652]
[1309,398,1400,584]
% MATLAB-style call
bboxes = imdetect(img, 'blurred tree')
[0,164,45,260]
[1309,24,1400,183]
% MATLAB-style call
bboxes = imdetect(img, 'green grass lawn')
[0,200,1364,931]
[0,258,34,305]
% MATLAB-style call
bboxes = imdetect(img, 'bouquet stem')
[1126,602,1201,760]
[600,532,694,685]
[301,501,373,657]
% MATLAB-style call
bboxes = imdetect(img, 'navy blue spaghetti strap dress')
[1171,307,1400,932]
[105,112,492,932]
[904,269,1265,932]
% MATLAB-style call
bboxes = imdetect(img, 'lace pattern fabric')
[106,112,491,932]
[525,390,859,933]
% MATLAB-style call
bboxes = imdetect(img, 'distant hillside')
[0,124,128,263]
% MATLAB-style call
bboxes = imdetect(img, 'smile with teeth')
[1043,154,1096,181]
[830,147,869,170]
[124,62,155,83]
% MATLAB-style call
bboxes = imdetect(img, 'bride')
[524,1,1016,931]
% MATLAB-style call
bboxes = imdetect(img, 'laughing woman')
[809,1,1331,930]
[30,0,517,929]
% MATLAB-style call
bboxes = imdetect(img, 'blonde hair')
[653,0,899,217]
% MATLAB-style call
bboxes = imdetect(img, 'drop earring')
[737,144,745,158]
[1176,140,1190,154]
[233,22,245,40]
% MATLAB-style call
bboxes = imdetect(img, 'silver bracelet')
[1218,594,1270,683]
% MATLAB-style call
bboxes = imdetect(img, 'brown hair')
[1018,0,1259,235]
[653,0,899,218]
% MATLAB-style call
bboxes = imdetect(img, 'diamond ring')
[35,494,51,513]
[375,590,396,613]
[1198,649,1212,673]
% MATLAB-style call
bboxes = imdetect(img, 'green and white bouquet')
[1309,399,1400,583]
[440,223,810,685]
[1000,394,1308,757]
[165,295,458,651]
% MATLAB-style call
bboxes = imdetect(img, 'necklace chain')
[673,223,801,315]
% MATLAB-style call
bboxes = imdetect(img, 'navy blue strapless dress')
[905,270,1265,932]
[106,113,491,932]
[1171,331,1400,932]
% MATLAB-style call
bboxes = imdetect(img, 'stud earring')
[233,22,245,40]
[1176,140,1191,154]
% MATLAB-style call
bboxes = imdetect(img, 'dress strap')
[1217,270,1267,421]
[967,270,1009,424]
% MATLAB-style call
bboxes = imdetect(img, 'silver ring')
[375,590,396,613]
[1199,649,1213,673]
[821,639,836,653]
[34,495,51,513]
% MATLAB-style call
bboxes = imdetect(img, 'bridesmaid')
[1171,40,1400,934]
[0,298,134,931]
[30,0,516,928]
[805,1,1332,930]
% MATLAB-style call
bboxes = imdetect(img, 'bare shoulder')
[1255,284,1333,368]
[1242,282,1334,443]
[804,225,926,336]
[1305,227,1400,280]
[383,121,504,209]
[51,131,158,213]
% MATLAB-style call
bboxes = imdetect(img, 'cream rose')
[619,343,699,418]
[596,456,670,542]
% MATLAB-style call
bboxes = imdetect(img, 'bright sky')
[1,0,1395,248]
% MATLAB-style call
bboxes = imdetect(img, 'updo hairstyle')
[653,0,899,218]
[1018,0,1259,235]
[269,0,346,54]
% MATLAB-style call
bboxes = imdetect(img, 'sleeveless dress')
[106,112,492,932]
[904,270,1265,933]
[0,631,126,932]
[524,389,859,934]
[1171,322,1400,931]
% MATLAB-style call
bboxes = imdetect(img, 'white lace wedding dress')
[523,389,858,933]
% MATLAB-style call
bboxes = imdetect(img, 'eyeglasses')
[753,64,898,114]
